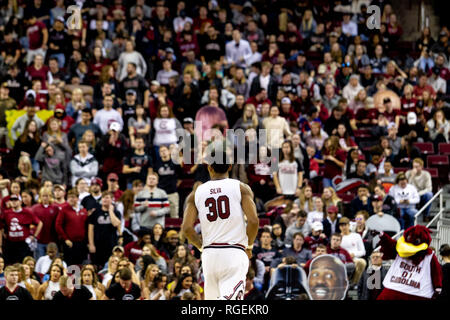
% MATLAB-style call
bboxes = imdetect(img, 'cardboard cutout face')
[307,254,349,300]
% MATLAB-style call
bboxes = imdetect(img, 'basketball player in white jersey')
[181,150,259,300]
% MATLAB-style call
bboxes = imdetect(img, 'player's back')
[194,178,248,250]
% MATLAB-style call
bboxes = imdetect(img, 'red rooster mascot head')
[395,225,432,265]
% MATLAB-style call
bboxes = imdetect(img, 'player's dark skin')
[181,164,259,259]
[308,258,346,300]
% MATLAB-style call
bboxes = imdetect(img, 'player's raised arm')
[181,191,203,251]
[240,182,259,258]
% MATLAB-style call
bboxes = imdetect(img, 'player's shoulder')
[239,181,253,196]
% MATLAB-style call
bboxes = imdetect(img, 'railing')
[374,188,443,250]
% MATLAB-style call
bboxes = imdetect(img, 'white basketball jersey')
[383,253,434,298]
[195,178,248,251]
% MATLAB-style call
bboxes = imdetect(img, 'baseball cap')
[339,217,350,225]
[297,50,305,56]
[1,82,9,88]
[107,173,119,181]
[281,97,291,105]
[183,117,194,124]
[350,74,359,80]
[151,80,160,86]
[327,205,338,213]
[407,112,417,125]
[383,97,391,104]
[330,32,339,37]
[109,121,121,132]
[53,184,66,192]
[372,194,382,202]
[112,245,124,253]
[126,89,137,96]
[312,221,323,232]
[56,16,65,23]
[9,194,21,201]
[166,47,174,53]
[166,230,179,239]
[54,104,65,112]
[91,177,103,188]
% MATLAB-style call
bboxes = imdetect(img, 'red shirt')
[305,235,328,253]
[124,241,142,264]
[31,204,59,244]
[55,205,88,242]
[27,21,46,50]
[26,65,49,90]
[413,84,436,98]
[323,149,346,179]
[1,208,41,242]
[327,246,354,264]
[400,97,417,116]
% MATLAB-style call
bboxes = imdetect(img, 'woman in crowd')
[336,122,357,152]
[322,136,346,189]
[273,140,304,198]
[80,266,104,300]
[140,263,160,296]
[37,264,64,300]
[146,272,170,300]
[304,121,328,154]
[128,104,151,147]
[12,120,41,170]
[152,105,182,158]
[101,256,119,288]
[169,272,202,300]
[18,263,40,299]
[232,103,262,131]
[42,117,72,164]
[307,196,326,226]
[295,185,315,213]
[66,88,90,120]
[168,244,198,276]
[322,187,344,215]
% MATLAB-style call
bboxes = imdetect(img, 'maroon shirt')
[26,65,49,90]
[124,241,143,264]
[323,149,347,179]
[1,208,41,242]
[55,205,88,242]
[32,204,59,244]
[327,246,354,264]
[27,21,46,50]
[305,235,328,253]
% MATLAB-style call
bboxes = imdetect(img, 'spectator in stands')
[273,140,304,198]
[326,233,355,281]
[350,185,373,219]
[305,221,328,254]
[55,189,88,265]
[296,185,315,213]
[244,268,264,300]
[388,173,420,229]
[273,232,312,269]
[322,135,346,189]
[225,29,252,68]
[88,191,122,268]
[153,145,181,218]
[93,95,123,135]
[284,210,311,246]
[357,250,388,300]
[70,140,98,187]
[132,172,170,231]
[348,160,370,182]
[373,184,398,216]
[343,74,364,103]
[406,158,433,222]
[427,109,449,147]
[0,266,33,301]
[35,142,67,185]
[394,136,421,168]
[307,197,326,227]
[338,217,367,286]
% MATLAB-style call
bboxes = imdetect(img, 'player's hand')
[65,240,73,248]
[88,244,96,253]
[276,187,282,195]
[245,249,252,259]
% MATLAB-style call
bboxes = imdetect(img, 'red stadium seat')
[413,142,434,155]
[438,143,450,155]
[393,167,409,174]
[427,155,449,166]
[427,155,449,184]
[165,218,183,229]
[426,168,440,192]
[259,218,271,228]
